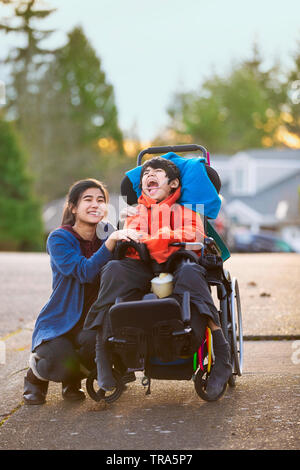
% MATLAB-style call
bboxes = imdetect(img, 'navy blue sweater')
[31,228,112,351]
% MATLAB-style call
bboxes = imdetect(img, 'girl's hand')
[119,205,138,223]
[105,228,142,252]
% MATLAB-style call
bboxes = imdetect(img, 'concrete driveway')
[0,253,299,450]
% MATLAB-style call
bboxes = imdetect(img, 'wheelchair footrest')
[145,356,194,380]
[108,326,147,369]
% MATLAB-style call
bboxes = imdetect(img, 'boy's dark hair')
[140,156,181,189]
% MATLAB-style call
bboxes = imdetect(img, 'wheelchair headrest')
[121,152,222,219]
[205,165,221,194]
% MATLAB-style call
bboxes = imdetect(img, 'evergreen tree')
[32,26,124,200]
[286,42,300,139]
[0,0,59,199]
[1,3,124,201]
[0,0,57,130]
[48,26,123,148]
[167,46,286,154]
[0,116,44,251]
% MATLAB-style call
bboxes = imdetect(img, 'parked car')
[232,230,295,253]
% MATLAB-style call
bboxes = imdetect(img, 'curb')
[243,335,300,341]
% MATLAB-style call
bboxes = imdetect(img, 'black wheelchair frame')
[85,145,243,403]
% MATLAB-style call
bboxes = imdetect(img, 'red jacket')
[124,187,205,264]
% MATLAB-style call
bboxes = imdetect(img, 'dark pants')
[85,258,220,335]
[84,258,220,389]
[31,325,97,384]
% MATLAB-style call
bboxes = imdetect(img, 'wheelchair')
[86,145,243,404]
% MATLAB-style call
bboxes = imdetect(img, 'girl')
[23,178,140,404]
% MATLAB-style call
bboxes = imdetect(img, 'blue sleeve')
[47,230,112,283]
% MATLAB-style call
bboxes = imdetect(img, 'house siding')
[256,166,298,193]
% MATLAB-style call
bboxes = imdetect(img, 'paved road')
[0,252,299,451]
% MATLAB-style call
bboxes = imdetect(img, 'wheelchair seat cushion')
[124,152,221,219]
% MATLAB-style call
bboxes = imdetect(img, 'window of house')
[235,168,245,191]
[233,167,248,194]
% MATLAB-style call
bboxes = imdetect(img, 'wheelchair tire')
[193,365,227,402]
[229,278,243,376]
[86,368,124,404]
[228,374,236,387]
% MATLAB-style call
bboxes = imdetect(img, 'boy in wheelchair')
[84,157,232,400]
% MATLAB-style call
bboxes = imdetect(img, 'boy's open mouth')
[146,179,159,195]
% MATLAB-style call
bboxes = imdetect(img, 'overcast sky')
[1,0,300,141]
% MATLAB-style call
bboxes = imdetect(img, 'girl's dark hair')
[61,178,108,226]
[140,156,181,189]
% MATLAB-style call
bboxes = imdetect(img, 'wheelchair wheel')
[86,368,124,403]
[193,365,227,402]
[229,277,243,376]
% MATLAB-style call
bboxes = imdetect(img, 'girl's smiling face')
[72,187,107,225]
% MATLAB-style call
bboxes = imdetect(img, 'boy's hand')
[119,205,138,222]
[105,228,142,252]
[112,228,142,243]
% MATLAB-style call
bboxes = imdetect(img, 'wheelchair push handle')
[137,144,208,166]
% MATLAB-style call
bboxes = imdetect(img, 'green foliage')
[286,42,300,138]
[0,0,57,127]
[167,47,288,154]
[55,27,123,147]
[29,26,124,201]
[0,18,123,202]
[0,118,44,251]
[1,0,125,201]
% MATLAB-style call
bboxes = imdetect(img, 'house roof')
[224,169,300,222]
[234,148,300,161]
[42,149,300,233]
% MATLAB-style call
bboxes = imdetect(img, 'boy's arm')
[123,204,149,238]
[150,206,205,242]
[125,205,204,241]
[144,213,204,263]
[143,207,205,258]
[124,204,205,263]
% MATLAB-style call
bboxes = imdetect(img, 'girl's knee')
[34,337,79,383]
